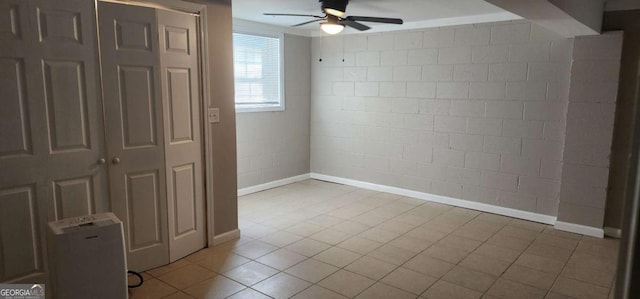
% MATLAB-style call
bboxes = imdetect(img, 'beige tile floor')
[129,179,620,299]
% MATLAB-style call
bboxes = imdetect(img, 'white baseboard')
[242,173,606,238]
[554,221,605,238]
[310,173,557,225]
[212,229,241,246]
[238,174,311,196]
[604,227,622,238]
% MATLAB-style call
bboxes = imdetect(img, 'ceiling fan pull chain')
[319,35,324,62]
[341,32,344,62]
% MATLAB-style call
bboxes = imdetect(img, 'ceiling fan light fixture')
[320,22,345,34]
[324,8,345,17]
[321,14,344,35]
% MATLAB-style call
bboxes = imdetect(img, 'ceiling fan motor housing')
[321,0,349,15]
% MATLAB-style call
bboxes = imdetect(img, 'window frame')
[232,29,285,113]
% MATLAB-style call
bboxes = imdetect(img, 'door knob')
[98,158,106,165]
[112,157,121,164]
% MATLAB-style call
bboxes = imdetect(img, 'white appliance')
[47,213,127,299]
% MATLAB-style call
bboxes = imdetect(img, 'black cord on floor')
[127,270,144,288]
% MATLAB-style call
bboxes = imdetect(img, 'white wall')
[199,0,239,235]
[236,34,311,189]
[485,0,603,37]
[310,21,575,217]
[558,32,623,228]
[549,0,605,32]
[233,19,622,234]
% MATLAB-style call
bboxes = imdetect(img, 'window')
[233,32,284,112]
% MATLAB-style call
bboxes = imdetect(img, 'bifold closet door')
[0,0,107,283]
[157,9,206,263]
[99,2,206,270]
[98,2,170,271]
[31,0,109,222]
[0,0,45,283]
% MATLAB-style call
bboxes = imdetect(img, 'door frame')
[96,0,215,246]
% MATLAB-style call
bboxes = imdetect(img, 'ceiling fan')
[264,0,403,35]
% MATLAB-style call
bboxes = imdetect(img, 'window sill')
[235,105,285,113]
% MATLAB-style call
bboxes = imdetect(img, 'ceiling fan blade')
[264,13,325,19]
[292,19,324,27]
[346,16,403,24]
[339,19,370,31]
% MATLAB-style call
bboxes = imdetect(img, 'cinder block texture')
[557,32,623,228]
[309,21,622,228]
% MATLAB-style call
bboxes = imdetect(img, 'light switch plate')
[208,108,220,123]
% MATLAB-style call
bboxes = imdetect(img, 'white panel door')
[157,9,206,262]
[0,1,44,282]
[30,0,109,221]
[98,1,170,271]
[0,0,106,283]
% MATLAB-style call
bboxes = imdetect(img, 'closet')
[0,0,207,283]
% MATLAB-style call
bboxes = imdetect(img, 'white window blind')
[233,33,283,111]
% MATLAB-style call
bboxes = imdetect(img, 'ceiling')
[231,0,522,35]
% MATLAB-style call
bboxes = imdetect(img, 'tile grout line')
[161,180,616,299]
[478,222,544,298]
[541,234,583,299]
[248,191,523,298]
[237,192,438,298]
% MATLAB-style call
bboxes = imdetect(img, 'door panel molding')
[52,176,95,220]
[36,8,82,44]
[125,170,163,251]
[167,67,193,143]
[0,185,41,282]
[115,19,152,52]
[42,60,90,153]
[118,65,158,148]
[0,57,31,157]
[171,163,196,238]
[164,25,189,54]
[0,3,22,39]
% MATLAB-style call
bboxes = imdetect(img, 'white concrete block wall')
[236,34,311,189]
[557,32,623,228]
[310,21,575,216]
